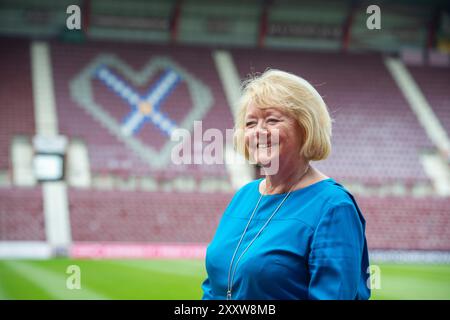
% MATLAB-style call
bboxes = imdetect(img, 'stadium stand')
[1,36,448,253]
[67,188,450,251]
[88,0,175,42]
[0,187,45,241]
[0,38,43,243]
[407,65,450,135]
[360,196,450,251]
[349,3,433,52]
[68,188,231,242]
[178,0,261,46]
[51,40,233,180]
[0,0,449,262]
[0,38,35,171]
[264,0,348,50]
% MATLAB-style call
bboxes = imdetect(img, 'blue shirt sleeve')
[201,277,214,300]
[308,203,365,300]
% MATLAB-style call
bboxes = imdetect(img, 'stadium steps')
[31,41,72,248]
[384,57,450,195]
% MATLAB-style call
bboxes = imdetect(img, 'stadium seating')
[0,187,45,241]
[407,65,450,135]
[359,196,450,251]
[51,40,233,179]
[231,48,435,185]
[1,183,448,251]
[1,37,448,255]
[0,38,35,171]
[68,189,232,242]
[67,188,450,251]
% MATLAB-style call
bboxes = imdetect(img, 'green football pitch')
[0,259,449,300]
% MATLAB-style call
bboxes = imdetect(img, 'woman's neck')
[263,161,310,195]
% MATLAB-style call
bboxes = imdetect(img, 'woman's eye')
[267,118,279,123]
[245,121,256,127]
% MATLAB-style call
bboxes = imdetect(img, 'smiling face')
[244,104,304,170]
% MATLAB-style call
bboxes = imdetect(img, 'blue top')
[202,178,370,300]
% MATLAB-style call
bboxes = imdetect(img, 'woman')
[202,69,370,300]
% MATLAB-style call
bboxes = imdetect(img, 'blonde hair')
[233,69,332,161]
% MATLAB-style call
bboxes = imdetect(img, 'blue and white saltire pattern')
[96,66,181,137]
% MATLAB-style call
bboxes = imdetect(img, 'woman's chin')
[253,151,278,167]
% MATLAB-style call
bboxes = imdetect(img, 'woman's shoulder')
[317,178,359,209]
[317,179,367,226]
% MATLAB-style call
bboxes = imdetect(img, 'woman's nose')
[255,121,270,139]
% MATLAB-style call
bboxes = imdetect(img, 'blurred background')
[0,0,449,300]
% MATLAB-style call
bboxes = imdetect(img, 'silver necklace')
[226,165,309,300]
